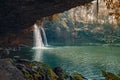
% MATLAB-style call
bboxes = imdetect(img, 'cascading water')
[33,22,48,49]
[33,22,49,61]
[33,24,44,48]
[41,27,48,46]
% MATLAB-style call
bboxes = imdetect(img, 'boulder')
[53,66,67,80]
[70,72,85,80]
[0,59,26,80]
[101,70,120,80]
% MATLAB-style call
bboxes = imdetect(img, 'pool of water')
[12,46,120,79]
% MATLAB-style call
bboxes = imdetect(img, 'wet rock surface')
[13,58,58,80]
[0,59,26,80]
[102,70,120,80]
[0,57,84,80]
[0,57,119,80]
[54,66,68,80]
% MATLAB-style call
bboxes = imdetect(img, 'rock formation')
[0,0,93,36]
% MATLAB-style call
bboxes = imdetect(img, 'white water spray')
[41,27,48,46]
[33,21,48,49]
[33,24,44,48]
[33,22,49,61]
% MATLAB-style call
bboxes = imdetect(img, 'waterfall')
[33,24,44,48]
[33,23,48,49]
[41,27,48,46]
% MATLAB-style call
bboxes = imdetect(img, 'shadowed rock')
[0,0,93,36]
[0,59,25,80]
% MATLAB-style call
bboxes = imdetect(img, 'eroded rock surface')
[0,59,26,80]
[0,0,93,35]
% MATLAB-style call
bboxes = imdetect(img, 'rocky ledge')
[0,57,120,80]
[0,58,85,80]
[0,59,25,80]
[0,0,93,48]
[0,0,93,36]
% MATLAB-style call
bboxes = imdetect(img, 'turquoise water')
[13,46,120,79]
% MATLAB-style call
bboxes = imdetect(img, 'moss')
[70,72,84,80]
[47,68,58,80]
[101,70,120,80]
[24,72,34,80]
[23,61,58,80]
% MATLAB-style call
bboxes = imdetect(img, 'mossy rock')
[46,68,58,80]
[53,67,67,80]
[24,72,34,80]
[101,70,120,80]
[70,72,84,80]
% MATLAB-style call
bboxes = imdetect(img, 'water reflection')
[33,49,43,61]
[32,46,120,79]
[12,46,120,79]
[33,47,53,62]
